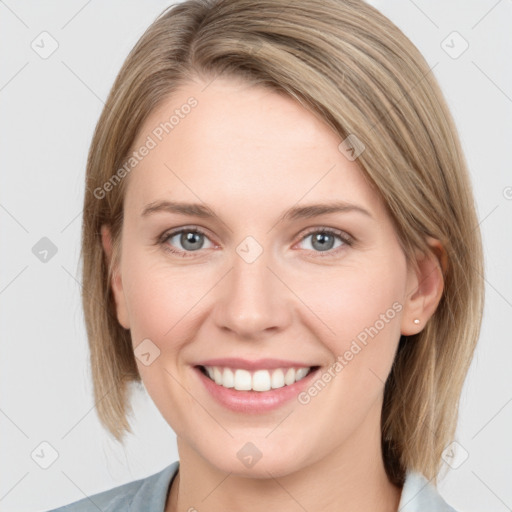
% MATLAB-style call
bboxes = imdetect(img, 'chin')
[195,438,311,479]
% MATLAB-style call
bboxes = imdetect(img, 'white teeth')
[284,368,295,386]
[295,367,309,381]
[202,366,312,392]
[223,368,234,388]
[213,367,223,385]
[234,369,252,391]
[271,369,285,389]
[253,370,271,392]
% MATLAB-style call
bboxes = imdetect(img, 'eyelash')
[158,226,354,259]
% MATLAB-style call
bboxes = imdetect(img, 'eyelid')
[297,226,354,245]
[158,225,354,258]
[292,226,354,258]
[159,225,213,242]
[158,225,216,253]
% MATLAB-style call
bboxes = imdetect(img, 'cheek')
[302,264,405,350]
[122,243,406,359]
[122,252,204,344]
[121,254,207,433]
[289,278,404,444]
[299,262,406,416]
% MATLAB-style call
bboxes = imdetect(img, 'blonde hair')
[81,0,484,485]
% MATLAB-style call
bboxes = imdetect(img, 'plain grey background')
[0,1,511,511]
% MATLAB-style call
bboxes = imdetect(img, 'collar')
[397,470,457,511]
[133,462,456,512]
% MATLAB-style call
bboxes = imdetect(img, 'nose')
[212,246,292,340]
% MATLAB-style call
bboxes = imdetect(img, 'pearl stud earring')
[413,318,420,325]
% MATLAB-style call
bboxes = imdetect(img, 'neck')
[166,404,402,512]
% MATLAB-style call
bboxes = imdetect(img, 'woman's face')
[103,76,427,477]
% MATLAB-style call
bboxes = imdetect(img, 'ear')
[100,224,130,330]
[400,236,447,336]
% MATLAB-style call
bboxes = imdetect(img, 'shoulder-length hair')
[80,0,484,486]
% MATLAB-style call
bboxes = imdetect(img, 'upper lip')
[194,358,319,371]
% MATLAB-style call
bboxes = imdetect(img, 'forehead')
[124,77,384,221]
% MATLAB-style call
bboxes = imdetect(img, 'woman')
[48,0,484,510]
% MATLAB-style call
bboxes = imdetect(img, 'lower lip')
[194,366,320,413]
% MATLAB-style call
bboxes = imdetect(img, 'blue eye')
[296,228,353,257]
[158,226,353,258]
[160,227,214,257]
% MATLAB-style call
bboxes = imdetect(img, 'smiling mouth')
[196,365,320,392]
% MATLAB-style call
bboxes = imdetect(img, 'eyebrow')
[140,199,373,223]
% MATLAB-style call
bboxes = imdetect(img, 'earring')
[413,318,420,325]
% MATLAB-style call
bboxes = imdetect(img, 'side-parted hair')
[81,0,484,485]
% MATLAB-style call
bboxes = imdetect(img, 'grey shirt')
[46,460,458,511]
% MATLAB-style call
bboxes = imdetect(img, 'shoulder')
[45,461,179,512]
[398,470,459,512]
